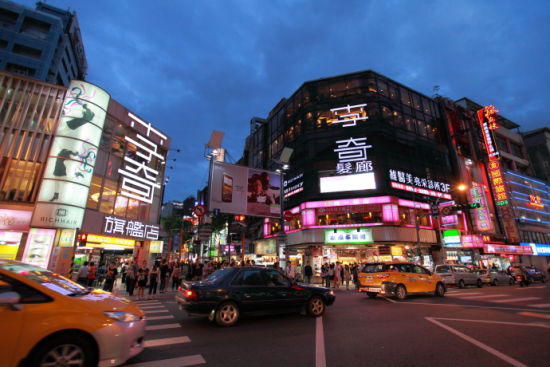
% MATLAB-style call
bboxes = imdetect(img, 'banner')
[209,162,281,218]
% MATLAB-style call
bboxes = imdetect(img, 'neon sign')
[528,194,544,209]
[328,104,368,127]
[334,137,374,174]
[389,169,452,199]
[488,160,508,206]
[478,106,500,160]
[469,182,493,231]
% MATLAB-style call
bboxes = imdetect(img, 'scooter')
[515,274,530,287]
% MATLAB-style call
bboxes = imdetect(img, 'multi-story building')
[0,71,169,275]
[522,127,550,184]
[243,70,462,274]
[0,0,86,86]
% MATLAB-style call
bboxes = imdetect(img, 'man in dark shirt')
[103,262,118,292]
[160,259,169,293]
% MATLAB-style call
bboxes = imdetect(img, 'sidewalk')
[109,283,179,301]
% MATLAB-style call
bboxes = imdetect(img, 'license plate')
[368,287,380,292]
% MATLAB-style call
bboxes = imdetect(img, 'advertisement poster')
[22,228,56,268]
[210,162,281,218]
[0,209,32,231]
[31,81,110,229]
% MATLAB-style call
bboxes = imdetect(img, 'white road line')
[145,323,181,331]
[492,297,541,303]
[517,286,546,289]
[531,303,550,308]
[458,294,507,300]
[517,312,550,321]
[140,306,166,310]
[144,310,170,314]
[146,315,174,321]
[124,354,206,367]
[144,336,191,348]
[315,317,326,367]
[425,317,528,367]
[447,292,483,297]
[428,317,550,328]
[136,300,162,303]
[392,300,550,313]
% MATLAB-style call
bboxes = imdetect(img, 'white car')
[434,264,483,288]
[476,269,514,286]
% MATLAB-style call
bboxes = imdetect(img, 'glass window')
[404,116,415,132]
[436,265,451,273]
[111,123,128,157]
[86,175,102,209]
[412,94,422,111]
[361,263,387,273]
[264,270,290,287]
[99,179,117,214]
[400,88,411,106]
[232,269,267,286]
[413,265,430,274]
[416,119,428,137]
[113,195,128,217]
[397,264,413,273]
[0,274,51,303]
[126,199,140,219]
[377,79,388,97]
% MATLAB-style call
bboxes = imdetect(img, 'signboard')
[334,136,374,175]
[328,104,368,127]
[283,173,304,198]
[0,210,32,231]
[461,235,484,248]
[193,204,206,217]
[477,106,500,160]
[255,238,277,255]
[442,229,461,247]
[483,244,532,255]
[209,162,281,218]
[438,201,458,226]
[22,228,56,268]
[87,234,135,247]
[149,240,163,253]
[389,169,452,200]
[118,112,167,204]
[320,172,376,193]
[469,182,493,232]
[32,81,110,229]
[103,216,159,240]
[524,243,550,256]
[324,228,373,245]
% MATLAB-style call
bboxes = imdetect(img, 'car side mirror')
[0,291,22,311]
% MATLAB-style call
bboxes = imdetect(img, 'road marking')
[492,297,540,303]
[145,323,181,331]
[427,317,550,328]
[518,312,550,320]
[447,292,483,297]
[383,297,397,303]
[531,303,550,308]
[146,315,174,321]
[136,301,162,305]
[140,306,166,310]
[124,354,206,367]
[517,286,546,289]
[458,294,507,300]
[391,300,550,313]
[144,336,191,348]
[425,317,528,367]
[145,310,170,314]
[315,317,326,367]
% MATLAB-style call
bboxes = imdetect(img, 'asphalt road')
[123,282,550,367]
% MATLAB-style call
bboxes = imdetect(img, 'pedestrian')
[159,259,169,293]
[352,263,359,289]
[76,261,89,286]
[121,262,127,284]
[286,262,296,280]
[295,262,303,282]
[343,264,352,290]
[304,263,313,284]
[172,264,182,290]
[87,262,96,287]
[326,264,334,288]
[126,261,136,296]
[103,262,118,292]
[148,263,159,299]
[136,261,149,300]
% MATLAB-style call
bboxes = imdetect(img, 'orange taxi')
[357,262,446,300]
[0,259,145,367]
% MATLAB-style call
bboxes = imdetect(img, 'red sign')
[193,205,206,217]
[284,212,293,221]
[484,244,532,255]
[528,194,544,209]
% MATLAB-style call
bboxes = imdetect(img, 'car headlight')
[104,311,140,323]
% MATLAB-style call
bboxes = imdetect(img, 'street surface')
[123,283,550,367]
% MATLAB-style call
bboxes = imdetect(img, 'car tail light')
[185,289,198,299]
[377,273,390,278]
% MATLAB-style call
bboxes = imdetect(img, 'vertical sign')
[469,182,493,232]
[32,81,110,229]
[477,106,520,243]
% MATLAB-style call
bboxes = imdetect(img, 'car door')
[412,265,435,292]
[394,264,418,292]
[230,269,271,313]
[263,269,308,311]
[0,274,24,367]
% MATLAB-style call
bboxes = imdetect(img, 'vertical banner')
[32,81,110,229]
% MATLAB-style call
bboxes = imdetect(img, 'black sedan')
[176,266,335,326]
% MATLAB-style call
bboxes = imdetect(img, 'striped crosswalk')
[122,299,205,367]
[445,287,550,309]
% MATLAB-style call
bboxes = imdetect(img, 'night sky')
[18,0,550,202]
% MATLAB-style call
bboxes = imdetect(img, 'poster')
[22,228,56,268]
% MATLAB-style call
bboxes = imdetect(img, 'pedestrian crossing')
[446,289,550,309]
[122,299,206,367]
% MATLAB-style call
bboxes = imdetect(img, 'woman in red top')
[87,261,96,287]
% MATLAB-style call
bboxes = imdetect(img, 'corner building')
[244,70,458,275]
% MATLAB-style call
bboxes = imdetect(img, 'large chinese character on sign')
[334,137,373,175]
[103,216,160,240]
[118,113,167,204]
[328,104,368,127]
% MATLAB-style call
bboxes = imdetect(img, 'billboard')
[209,162,281,218]
[324,228,373,245]
[31,81,110,229]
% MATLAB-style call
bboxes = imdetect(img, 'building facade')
[0,0,87,86]
[522,127,550,184]
[0,71,168,275]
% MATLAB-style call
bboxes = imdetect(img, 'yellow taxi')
[0,259,145,367]
[357,262,446,300]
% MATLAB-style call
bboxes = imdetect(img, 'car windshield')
[361,263,387,273]
[202,268,235,284]
[435,266,451,273]
[0,262,89,297]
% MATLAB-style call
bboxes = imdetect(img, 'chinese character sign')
[477,106,500,160]
[334,137,374,174]
[118,113,167,204]
[104,216,159,240]
[487,160,508,206]
[328,104,368,127]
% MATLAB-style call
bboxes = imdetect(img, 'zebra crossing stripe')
[145,323,180,331]
[144,336,190,347]
[492,297,540,303]
[124,354,206,367]
[144,310,170,314]
[146,315,174,321]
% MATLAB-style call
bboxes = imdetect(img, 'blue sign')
[521,242,550,256]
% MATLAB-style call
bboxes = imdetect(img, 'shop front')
[0,208,33,260]
[254,238,278,265]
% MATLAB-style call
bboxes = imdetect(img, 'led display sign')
[524,243,550,256]
[283,173,304,198]
[22,228,56,268]
[469,182,493,232]
[334,136,374,175]
[103,216,160,240]
[389,169,452,199]
[32,81,110,229]
[320,173,376,193]
[328,104,368,127]
[528,194,544,209]
[442,229,461,247]
[478,105,500,160]
[483,244,532,255]
[324,228,373,244]
[461,234,484,248]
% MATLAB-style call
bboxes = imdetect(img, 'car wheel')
[477,279,483,288]
[458,279,465,289]
[395,285,407,300]
[29,333,97,367]
[434,282,445,297]
[307,296,326,317]
[492,279,498,286]
[366,292,377,299]
[215,301,240,327]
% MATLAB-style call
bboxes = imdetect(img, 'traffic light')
[78,233,87,247]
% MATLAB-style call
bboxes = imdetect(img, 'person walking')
[343,264,352,290]
[76,261,89,286]
[327,264,335,288]
[148,263,160,299]
[126,261,137,296]
[103,262,118,292]
[295,262,303,282]
[171,264,182,290]
[136,261,149,300]
[87,262,96,287]
[304,263,313,284]
[159,259,169,293]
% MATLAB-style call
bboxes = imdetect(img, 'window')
[510,143,524,158]
[413,265,430,274]
[232,269,266,286]
[264,270,290,287]
[113,195,128,217]
[396,264,413,273]
[86,175,102,209]
[99,179,117,214]
[436,265,451,274]
[20,17,51,39]
[126,198,140,219]
[12,43,42,59]
[400,88,411,106]
[6,63,35,77]
[0,274,51,303]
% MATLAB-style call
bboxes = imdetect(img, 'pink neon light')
[397,199,431,210]
[306,223,384,229]
[382,204,399,222]
[402,224,434,229]
[290,206,300,214]
[285,228,301,234]
[391,182,452,200]
[302,209,316,226]
[461,212,469,232]
[302,196,392,210]
[263,223,269,236]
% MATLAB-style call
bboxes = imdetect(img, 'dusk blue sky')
[20,0,550,202]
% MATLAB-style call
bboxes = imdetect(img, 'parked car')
[176,266,335,327]
[0,259,145,367]
[357,262,446,300]
[434,264,483,288]
[525,266,547,283]
[476,269,514,286]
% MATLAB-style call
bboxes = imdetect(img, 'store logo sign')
[324,228,373,244]
[103,215,159,240]
[328,104,368,127]
[334,137,374,175]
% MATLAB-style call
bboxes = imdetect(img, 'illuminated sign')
[103,216,160,240]
[22,228,56,268]
[87,234,135,246]
[149,240,163,253]
[484,244,532,255]
[528,194,544,209]
[461,235,484,248]
[389,169,451,198]
[524,243,550,256]
[320,172,376,193]
[469,182,493,231]
[324,228,373,244]
[334,136,374,175]
[439,201,458,226]
[487,160,508,206]
[0,209,32,231]
[328,104,368,127]
[284,173,304,198]
[477,106,500,160]
[442,229,461,247]
[32,81,110,229]
[390,182,452,200]
[118,113,166,204]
